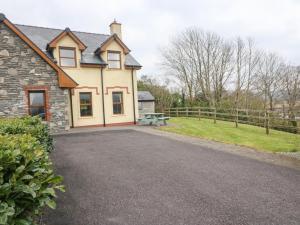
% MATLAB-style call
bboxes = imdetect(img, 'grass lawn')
[159,117,300,153]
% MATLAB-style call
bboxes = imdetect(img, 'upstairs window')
[80,92,93,117]
[112,92,123,114]
[28,90,46,120]
[107,51,121,69]
[59,47,76,67]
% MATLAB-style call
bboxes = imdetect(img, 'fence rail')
[163,107,300,134]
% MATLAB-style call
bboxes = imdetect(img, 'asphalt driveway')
[44,129,300,225]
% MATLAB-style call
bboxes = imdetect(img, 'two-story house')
[0,13,141,132]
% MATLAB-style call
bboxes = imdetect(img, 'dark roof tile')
[138,91,155,101]
[15,24,141,67]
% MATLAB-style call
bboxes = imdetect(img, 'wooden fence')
[163,107,300,134]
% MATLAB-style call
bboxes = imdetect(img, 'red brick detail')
[73,121,135,128]
[105,121,135,127]
[23,85,51,121]
[73,86,100,95]
[73,124,104,128]
[105,86,130,95]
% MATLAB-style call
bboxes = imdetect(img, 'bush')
[0,117,53,152]
[0,118,63,225]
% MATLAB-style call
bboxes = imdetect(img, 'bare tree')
[256,52,283,110]
[280,65,300,123]
[233,37,247,127]
[161,31,198,105]
[244,38,260,112]
[161,28,233,107]
[211,38,234,107]
[161,26,299,127]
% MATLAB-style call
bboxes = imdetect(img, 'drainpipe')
[131,68,136,124]
[68,89,74,128]
[100,67,106,126]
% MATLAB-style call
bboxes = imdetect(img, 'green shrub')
[0,117,53,152]
[0,134,64,225]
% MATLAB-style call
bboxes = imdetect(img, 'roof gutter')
[100,67,106,126]
[131,68,137,124]
[125,65,142,70]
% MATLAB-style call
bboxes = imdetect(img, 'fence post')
[176,108,178,117]
[186,107,188,117]
[168,108,171,117]
[265,110,269,135]
[198,108,201,120]
[214,108,217,124]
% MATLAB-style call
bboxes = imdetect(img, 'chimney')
[109,19,122,39]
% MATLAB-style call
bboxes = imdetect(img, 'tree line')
[160,28,300,120]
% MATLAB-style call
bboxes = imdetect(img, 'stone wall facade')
[0,22,70,133]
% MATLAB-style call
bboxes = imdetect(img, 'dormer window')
[107,51,121,69]
[59,47,76,67]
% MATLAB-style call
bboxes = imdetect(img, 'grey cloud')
[2,0,300,75]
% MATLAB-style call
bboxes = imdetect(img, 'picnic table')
[138,113,170,126]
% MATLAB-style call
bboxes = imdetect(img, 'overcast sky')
[3,0,300,78]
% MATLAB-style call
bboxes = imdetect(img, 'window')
[107,51,121,69]
[28,90,46,120]
[138,102,143,110]
[80,92,93,117]
[59,47,76,67]
[112,92,123,114]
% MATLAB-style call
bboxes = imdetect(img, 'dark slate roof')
[15,24,141,67]
[138,91,155,101]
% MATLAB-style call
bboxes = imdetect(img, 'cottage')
[138,91,155,114]
[0,14,141,132]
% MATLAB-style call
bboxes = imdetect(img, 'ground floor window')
[80,92,93,116]
[28,90,46,120]
[112,92,123,114]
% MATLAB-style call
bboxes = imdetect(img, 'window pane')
[80,93,91,104]
[29,91,46,119]
[29,92,44,106]
[108,61,120,69]
[113,93,122,103]
[80,93,92,116]
[29,107,46,119]
[113,104,122,114]
[108,52,120,60]
[60,58,76,67]
[80,105,92,116]
[60,48,75,58]
[112,92,123,114]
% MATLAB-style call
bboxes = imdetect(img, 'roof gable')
[47,28,87,50]
[96,34,130,54]
[0,14,77,88]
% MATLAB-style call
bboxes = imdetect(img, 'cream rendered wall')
[53,35,103,127]
[101,41,138,124]
[52,34,138,127]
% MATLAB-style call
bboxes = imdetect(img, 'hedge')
[0,117,63,225]
[0,117,53,152]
